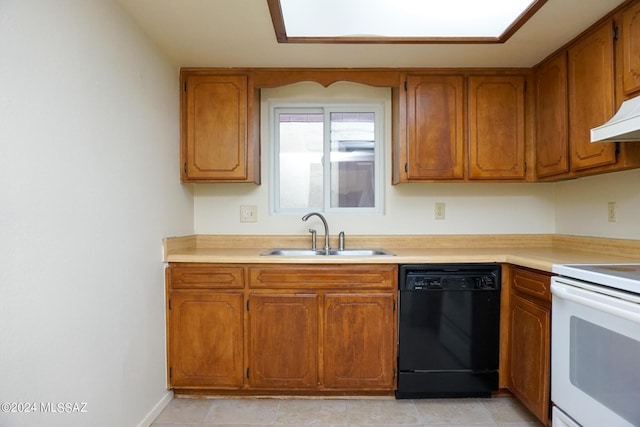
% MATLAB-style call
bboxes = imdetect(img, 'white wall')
[194,181,556,235]
[194,82,556,235]
[555,168,640,239]
[0,1,192,426]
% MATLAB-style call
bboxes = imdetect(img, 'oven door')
[551,277,640,427]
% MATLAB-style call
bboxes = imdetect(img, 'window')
[271,102,384,214]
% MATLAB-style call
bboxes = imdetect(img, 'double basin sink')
[263,212,395,257]
[262,248,395,257]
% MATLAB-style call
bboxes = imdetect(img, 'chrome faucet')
[302,212,330,252]
[308,228,317,250]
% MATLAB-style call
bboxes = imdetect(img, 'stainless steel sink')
[328,249,395,256]
[261,248,395,256]
[261,249,326,256]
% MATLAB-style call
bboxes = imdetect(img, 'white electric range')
[551,263,640,427]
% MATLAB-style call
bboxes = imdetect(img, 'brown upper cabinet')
[567,21,617,172]
[180,72,260,183]
[178,0,640,185]
[535,53,570,178]
[403,75,465,180]
[398,73,528,183]
[534,15,640,180]
[468,75,527,180]
[622,1,640,95]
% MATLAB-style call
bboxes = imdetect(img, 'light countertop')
[163,234,640,273]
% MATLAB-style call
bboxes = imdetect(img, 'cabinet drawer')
[170,264,244,289]
[248,265,396,290]
[511,267,552,302]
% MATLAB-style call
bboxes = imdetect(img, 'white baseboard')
[137,390,174,427]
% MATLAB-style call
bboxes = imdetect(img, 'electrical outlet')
[240,205,257,223]
[435,203,445,220]
[607,202,617,222]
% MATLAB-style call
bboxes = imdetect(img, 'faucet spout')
[302,212,330,252]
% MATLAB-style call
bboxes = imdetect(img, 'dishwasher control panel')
[400,263,500,291]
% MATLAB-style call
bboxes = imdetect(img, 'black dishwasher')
[396,263,501,399]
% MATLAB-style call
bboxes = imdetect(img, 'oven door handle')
[552,282,640,324]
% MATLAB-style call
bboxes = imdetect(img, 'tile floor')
[151,396,544,427]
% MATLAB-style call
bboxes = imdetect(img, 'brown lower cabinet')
[508,266,552,425]
[248,293,319,388]
[167,261,554,409]
[169,291,245,388]
[323,293,396,388]
[166,263,397,394]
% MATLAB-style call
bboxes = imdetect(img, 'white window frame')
[269,100,385,215]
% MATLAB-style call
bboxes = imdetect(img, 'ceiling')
[115,0,626,68]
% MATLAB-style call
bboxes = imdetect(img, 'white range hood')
[591,95,640,142]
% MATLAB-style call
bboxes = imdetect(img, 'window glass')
[329,112,376,208]
[277,110,324,210]
[272,103,383,213]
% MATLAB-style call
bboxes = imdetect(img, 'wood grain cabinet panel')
[168,291,244,388]
[404,75,465,180]
[468,75,526,180]
[511,267,552,301]
[622,1,640,95]
[568,21,617,171]
[170,264,244,289]
[509,294,550,424]
[248,293,319,388]
[167,264,397,393]
[508,267,552,425]
[181,73,259,183]
[249,265,395,289]
[323,293,395,389]
[535,53,570,178]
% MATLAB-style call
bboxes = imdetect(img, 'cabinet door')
[406,75,465,180]
[323,293,396,389]
[469,75,526,179]
[568,21,616,170]
[248,294,318,388]
[168,291,244,388]
[182,74,250,181]
[622,1,640,95]
[535,53,570,178]
[509,293,550,424]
